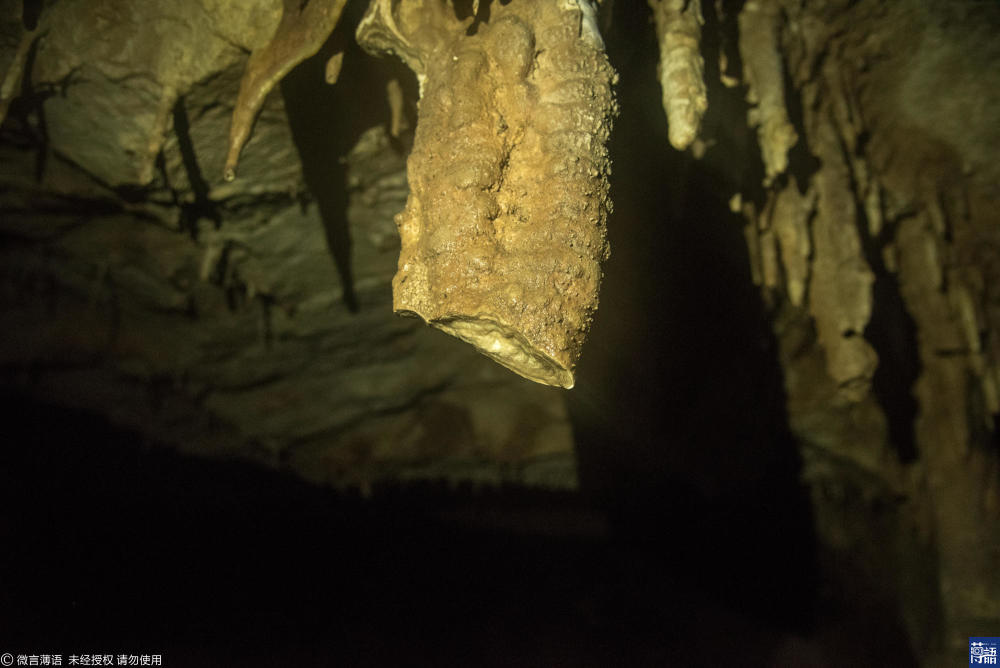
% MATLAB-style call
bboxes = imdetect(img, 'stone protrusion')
[224,0,348,181]
[738,0,797,184]
[648,0,708,151]
[358,0,617,388]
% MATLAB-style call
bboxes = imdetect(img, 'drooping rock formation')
[719,0,1000,660]
[224,0,348,181]
[1,1,998,661]
[0,0,577,492]
[357,0,617,388]
[648,0,707,151]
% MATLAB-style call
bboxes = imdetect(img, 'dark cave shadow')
[568,0,821,641]
[279,6,416,314]
[22,0,43,30]
[0,3,925,664]
[1,391,799,666]
[169,96,223,236]
[566,6,920,665]
[2,33,52,182]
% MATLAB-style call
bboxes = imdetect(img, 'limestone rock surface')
[0,0,577,491]
[358,0,617,388]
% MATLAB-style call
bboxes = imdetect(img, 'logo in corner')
[971,638,1000,666]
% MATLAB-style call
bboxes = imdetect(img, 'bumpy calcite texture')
[358,0,616,388]
[648,0,707,151]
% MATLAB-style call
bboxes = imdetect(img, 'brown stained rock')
[223,0,348,181]
[358,0,616,389]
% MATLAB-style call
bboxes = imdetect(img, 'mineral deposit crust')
[358,0,617,388]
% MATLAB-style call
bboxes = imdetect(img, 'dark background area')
[0,2,919,666]
[0,390,908,667]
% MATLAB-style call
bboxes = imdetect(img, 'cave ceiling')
[1,0,999,660]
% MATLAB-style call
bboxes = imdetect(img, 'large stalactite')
[356,0,617,388]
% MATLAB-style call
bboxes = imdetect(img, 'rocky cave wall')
[2,0,999,663]
[724,0,1000,657]
[0,0,578,493]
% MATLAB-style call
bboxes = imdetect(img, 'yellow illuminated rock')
[358,0,617,388]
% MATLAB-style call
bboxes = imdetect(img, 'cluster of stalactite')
[4,0,997,657]
[1,0,616,388]
[656,0,999,660]
[221,0,618,388]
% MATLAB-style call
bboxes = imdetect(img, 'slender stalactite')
[224,0,348,181]
[731,0,1000,659]
[738,0,796,184]
[648,0,707,151]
